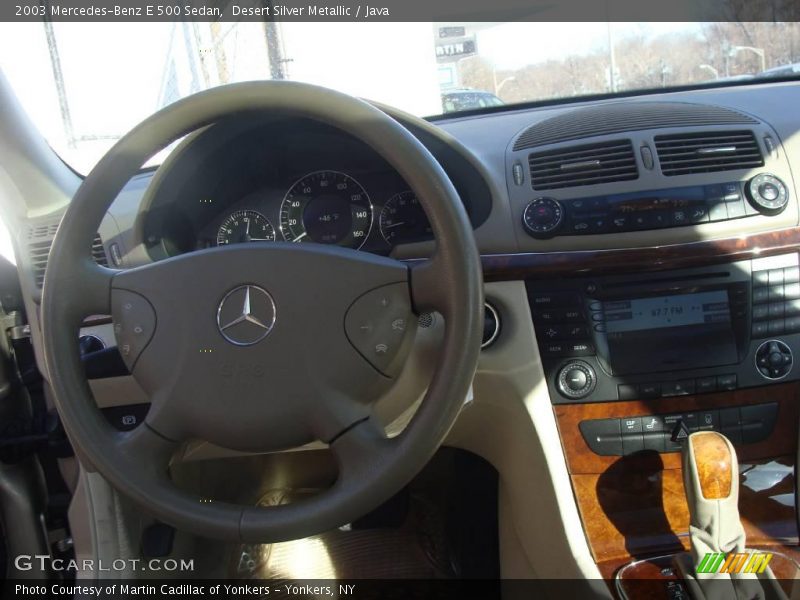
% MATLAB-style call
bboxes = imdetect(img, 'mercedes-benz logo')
[216,285,276,346]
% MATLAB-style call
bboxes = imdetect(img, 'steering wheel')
[41,81,483,542]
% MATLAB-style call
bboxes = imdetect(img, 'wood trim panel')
[554,384,800,564]
[573,456,797,562]
[481,226,800,281]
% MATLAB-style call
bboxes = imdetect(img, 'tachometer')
[216,210,276,245]
[379,191,432,245]
[280,171,373,249]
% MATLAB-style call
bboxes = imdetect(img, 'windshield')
[1,21,799,174]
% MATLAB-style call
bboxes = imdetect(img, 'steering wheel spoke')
[409,253,451,314]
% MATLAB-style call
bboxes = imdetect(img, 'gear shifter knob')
[687,431,734,501]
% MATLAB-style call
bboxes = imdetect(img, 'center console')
[528,253,800,405]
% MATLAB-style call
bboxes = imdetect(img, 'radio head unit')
[527,255,800,404]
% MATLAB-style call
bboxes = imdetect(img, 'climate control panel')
[521,174,788,239]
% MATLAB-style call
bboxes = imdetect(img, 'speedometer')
[279,171,373,249]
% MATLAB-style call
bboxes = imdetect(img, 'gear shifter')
[676,431,773,600]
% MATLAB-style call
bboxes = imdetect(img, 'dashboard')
[138,116,492,261]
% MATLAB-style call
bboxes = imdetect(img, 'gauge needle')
[249,237,273,241]
[293,233,307,242]
[384,221,406,229]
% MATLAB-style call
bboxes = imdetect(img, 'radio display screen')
[602,290,738,375]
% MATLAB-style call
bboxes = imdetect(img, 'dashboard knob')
[557,360,597,399]
[522,197,564,238]
[746,173,789,215]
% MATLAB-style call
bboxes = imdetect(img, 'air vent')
[513,102,759,151]
[528,139,638,191]
[655,130,764,176]
[28,231,108,288]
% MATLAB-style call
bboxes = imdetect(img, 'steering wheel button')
[111,289,157,371]
[345,282,415,377]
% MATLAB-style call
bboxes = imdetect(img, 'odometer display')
[216,210,276,246]
[280,171,373,249]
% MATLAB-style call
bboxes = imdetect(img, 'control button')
[707,201,728,222]
[579,419,622,456]
[111,289,157,371]
[642,415,666,433]
[753,270,770,287]
[786,316,800,333]
[557,361,597,399]
[746,173,789,215]
[755,339,793,380]
[769,268,785,286]
[740,403,778,444]
[759,182,780,201]
[642,432,665,452]
[682,412,698,431]
[689,205,709,223]
[530,292,580,307]
[588,301,603,311]
[725,199,747,219]
[753,287,769,304]
[774,296,793,313]
[621,416,642,434]
[667,419,691,452]
[522,198,565,238]
[671,209,689,226]
[752,304,769,321]
[769,284,785,302]
[719,407,743,445]
[785,282,800,300]
[563,308,583,321]
[768,319,785,336]
[717,374,737,391]
[650,211,671,228]
[785,266,800,284]
[565,324,588,339]
[695,376,718,393]
[344,282,415,377]
[566,342,595,356]
[618,384,638,401]
[639,382,662,399]
[102,403,150,432]
[752,321,769,338]
[640,145,655,170]
[695,409,719,432]
[512,162,525,186]
[662,380,695,397]
[609,215,630,231]
[593,323,607,333]
[768,302,785,319]
[623,433,645,455]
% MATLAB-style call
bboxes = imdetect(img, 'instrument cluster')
[203,169,432,252]
[141,115,489,259]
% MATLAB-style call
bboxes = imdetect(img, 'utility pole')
[607,22,617,93]
[42,21,75,149]
[262,1,287,80]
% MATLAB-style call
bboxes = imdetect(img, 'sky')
[0,21,704,177]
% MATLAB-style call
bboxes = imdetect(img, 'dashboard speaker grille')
[513,102,759,151]
[528,139,638,190]
[655,130,764,176]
